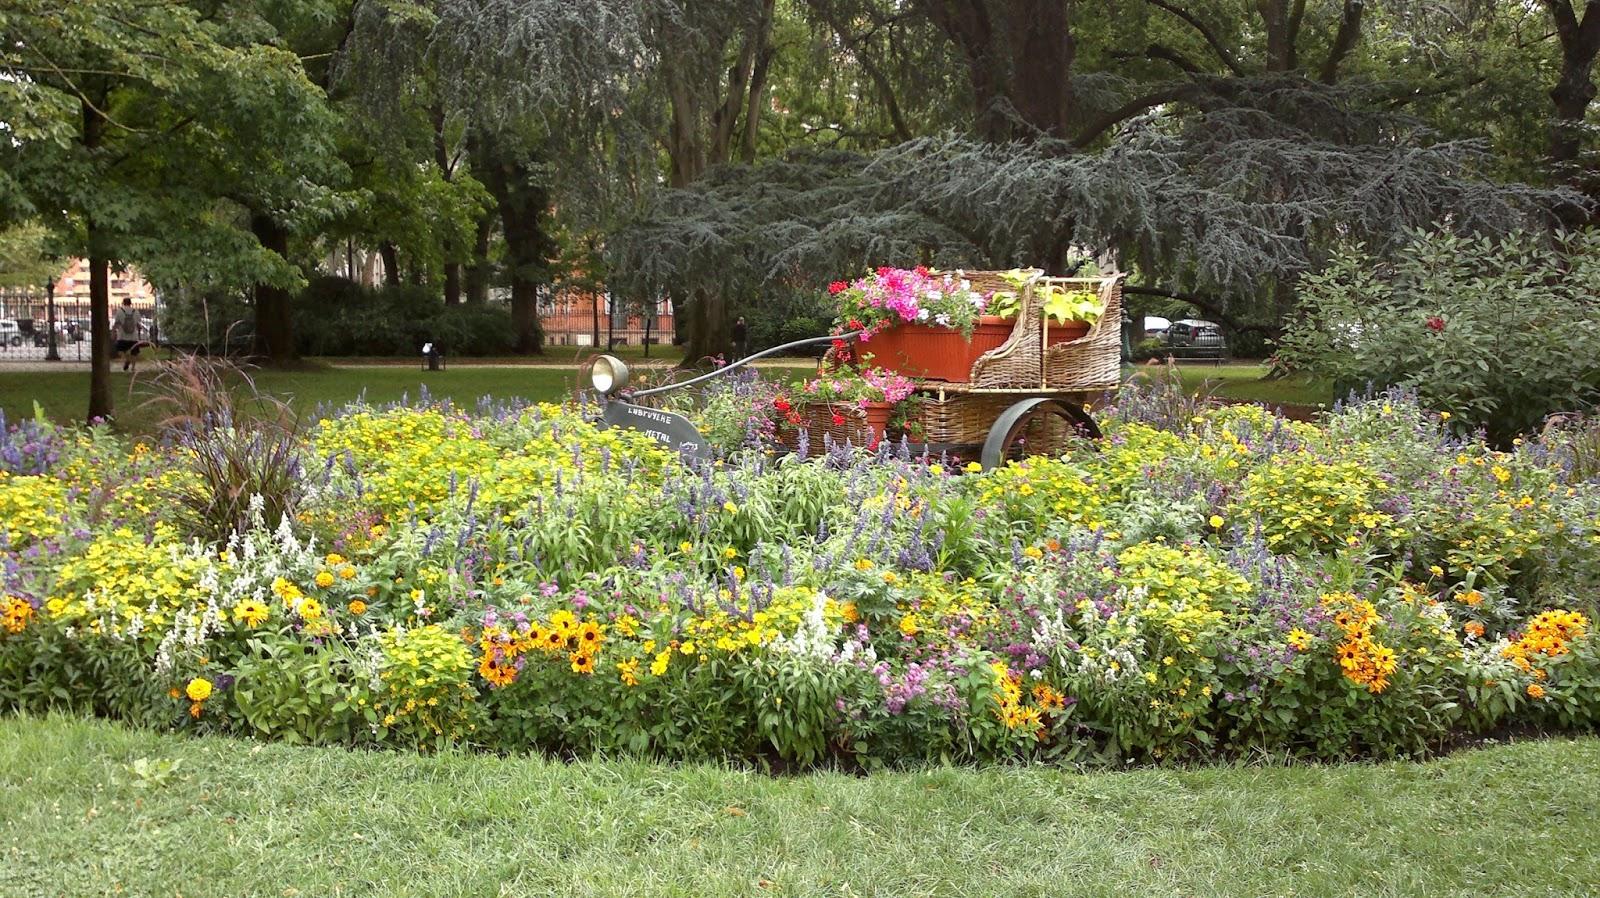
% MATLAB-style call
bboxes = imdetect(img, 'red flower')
[831,413,845,426]
[847,318,864,331]
[828,281,848,294]
[786,411,803,426]
[1425,316,1445,332]
[914,265,929,276]
[773,397,790,412]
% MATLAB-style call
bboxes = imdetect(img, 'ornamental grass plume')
[140,349,307,544]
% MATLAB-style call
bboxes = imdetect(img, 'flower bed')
[2,388,1599,766]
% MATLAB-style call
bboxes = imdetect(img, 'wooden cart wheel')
[979,398,1101,470]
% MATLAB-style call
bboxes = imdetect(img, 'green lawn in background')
[0,360,1323,434]
[2,715,1596,897]
[1162,362,1334,408]
[0,361,820,434]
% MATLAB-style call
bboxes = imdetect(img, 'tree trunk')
[87,253,111,423]
[250,213,297,365]
[1543,0,1600,222]
[683,288,730,364]
[443,262,462,305]
[466,214,493,304]
[379,242,400,287]
[483,152,553,355]
[83,100,112,423]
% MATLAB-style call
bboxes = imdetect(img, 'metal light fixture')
[589,354,629,396]
[44,274,59,362]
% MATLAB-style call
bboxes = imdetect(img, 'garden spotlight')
[590,354,629,396]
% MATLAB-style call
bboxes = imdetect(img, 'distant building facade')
[541,288,674,348]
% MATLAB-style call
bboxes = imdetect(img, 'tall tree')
[1,0,340,416]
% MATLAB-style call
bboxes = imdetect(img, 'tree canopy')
[6,0,1600,394]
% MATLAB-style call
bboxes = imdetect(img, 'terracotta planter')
[863,315,1013,381]
[861,401,893,445]
[1045,319,1092,346]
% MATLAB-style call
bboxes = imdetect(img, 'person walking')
[731,316,749,360]
[113,298,145,371]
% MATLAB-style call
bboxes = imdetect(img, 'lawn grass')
[1157,362,1334,408]
[0,361,818,434]
[2,715,1596,898]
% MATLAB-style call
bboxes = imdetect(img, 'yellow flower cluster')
[313,406,675,517]
[477,609,609,688]
[1500,610,1588,677]
[991,666,1069,736]
[377,624,477,740]
[1113,543,1241,646]
[1322,592,1397,693]
[1232,454,1395,552]
[976,457,1104,532]
[2,596,35,634]
[46,528,210,630]
[0,472,68,546]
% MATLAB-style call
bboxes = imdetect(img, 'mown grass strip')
[1,715,1595,898]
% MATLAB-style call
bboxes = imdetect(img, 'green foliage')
[1278,230,1600,442]
[293,277,515,356]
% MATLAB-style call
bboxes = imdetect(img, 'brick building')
[541,288,674,348]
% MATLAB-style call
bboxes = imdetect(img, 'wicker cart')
[780,270,1126,466]
[586,269,1126,470]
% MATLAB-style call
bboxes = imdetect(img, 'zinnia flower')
[185,677,213,702]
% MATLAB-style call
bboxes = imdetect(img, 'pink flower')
[1425,316,1445,332]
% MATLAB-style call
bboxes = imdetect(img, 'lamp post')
[44,275,60,362]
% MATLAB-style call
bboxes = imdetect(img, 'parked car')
[0,319,22,347]
[1163,319,1227,358]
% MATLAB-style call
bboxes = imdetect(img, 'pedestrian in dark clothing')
[731,316,749,360]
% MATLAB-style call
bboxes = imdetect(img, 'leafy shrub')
[294,276,519,356]
[1278,230,1600,444]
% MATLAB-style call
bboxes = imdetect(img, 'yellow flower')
[1209,515,1224,529]
[314,570,335,589]
[723,501,739,514]
[723,547,738,561]
[1439,411,1451,421]
[232,598,269,628]
[1022,545,1043,560]
[679,541,694,554]
[1527,683,1546,700]
[679,641,697,656]
[618,658,640,687]
[964,461,983,474]
[854,558,873,572]
[1286,628,1313,651]
[650,650,672,676]
[348,600,368,616]
[899,614,920,638]
[325,553,346,566]
[185,677,213,702]
[298,598,324,621]
[338,566,357,580]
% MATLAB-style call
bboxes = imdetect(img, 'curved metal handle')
[625,332,862,399]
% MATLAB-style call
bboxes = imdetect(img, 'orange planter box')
[1045,320,1091,346]
[860,316,1013,382]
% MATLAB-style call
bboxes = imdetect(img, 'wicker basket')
[1042,274,1125,391]
[775,402,874,452]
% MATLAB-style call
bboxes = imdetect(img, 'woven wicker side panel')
[775,402,872,452]
[1044,275,1125,391]
[970,270,1045,389]
[913,394,1014,444]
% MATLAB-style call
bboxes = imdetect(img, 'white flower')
[934,313,952,327]
[916,308,931,321]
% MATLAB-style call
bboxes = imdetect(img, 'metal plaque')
[601,401,711,462]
